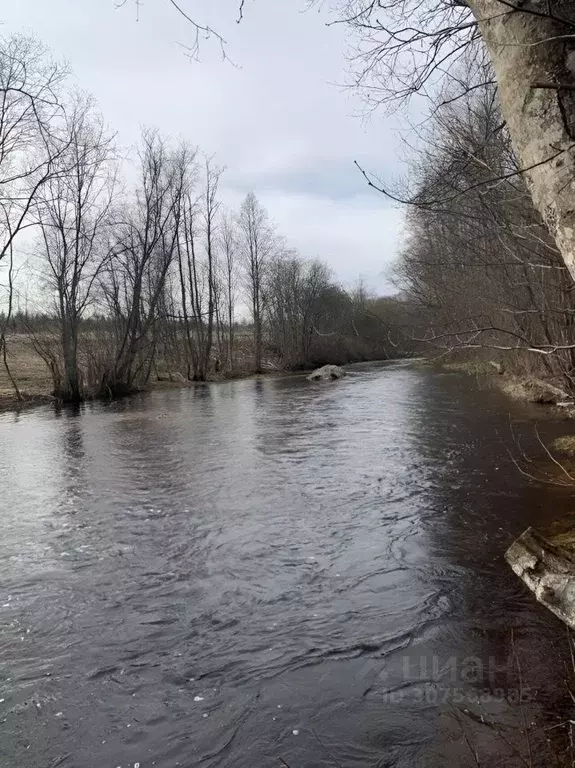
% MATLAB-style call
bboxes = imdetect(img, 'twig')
[532,82,575,92]
[511,629,534,768]
[534,425,575,483]
[354,142,575,208]
[451,708,482,767]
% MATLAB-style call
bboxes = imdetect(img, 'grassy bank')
[0,333,388,413]
[4,338,571,416]
[0,332,269,412]
[0,335,55,411]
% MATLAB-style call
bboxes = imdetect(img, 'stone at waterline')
[505,526,575,629]
[306,365,346,382]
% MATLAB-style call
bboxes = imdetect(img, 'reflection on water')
[0,361,573,767]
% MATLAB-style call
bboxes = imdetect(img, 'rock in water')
[505,526,575,630]
[307,365,346,382]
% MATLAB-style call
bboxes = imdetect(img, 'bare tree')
[0,34,68,398]
[36,94,117,401]
[0,35,68,267]
[267,255,332,368]
[172,152,224,381]
[200,156,222,378]
[173,146,201,380]
[325,0,575,282]
[219,210,238,371]
[0,240,22,400]
[100,129,185,396]
[237,192,276,373]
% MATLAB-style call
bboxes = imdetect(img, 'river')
[1,361,574,767]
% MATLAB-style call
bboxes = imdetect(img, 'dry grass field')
[0,334,54,408]
[0,329,273,410]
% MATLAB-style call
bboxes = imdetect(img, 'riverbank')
[0,328,291,412]
[0,334,397,413]
[0,358,284,413]
[426,358,575,415]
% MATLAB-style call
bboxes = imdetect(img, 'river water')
[1,361,574,768]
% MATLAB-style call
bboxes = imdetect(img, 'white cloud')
[1,0,407,295]
[252,191,403,293]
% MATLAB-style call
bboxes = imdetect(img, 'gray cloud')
[2,0,406,294]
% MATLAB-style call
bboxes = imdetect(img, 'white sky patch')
[253,191,403,294]
[0,0,408,297]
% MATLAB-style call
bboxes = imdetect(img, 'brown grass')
[0,331,277,410]
[0,334,54,408]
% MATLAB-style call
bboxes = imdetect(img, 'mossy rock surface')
[552,435,575,456]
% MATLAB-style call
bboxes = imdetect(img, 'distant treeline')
[0,34,421,404]
[1,283,420,398]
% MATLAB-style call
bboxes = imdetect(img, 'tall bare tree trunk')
[237,192,275,374]
[228,291,234,371]
[219,212,237,373]
[0,243,22,401]
[469,1,575,278]
[201,158,222,380]
[60,309,81,402]
[176,236,195,380]
[253,288,262,373]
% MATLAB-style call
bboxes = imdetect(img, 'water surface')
[0,361,573,767]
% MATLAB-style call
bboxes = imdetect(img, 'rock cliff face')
[307,365,346,382]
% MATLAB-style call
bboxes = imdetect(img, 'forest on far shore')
[0,34,421,406]
[5,0,575,407]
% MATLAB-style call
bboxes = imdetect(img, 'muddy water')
[1,361,574,768]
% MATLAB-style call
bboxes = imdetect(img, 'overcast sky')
[2,0,406,294]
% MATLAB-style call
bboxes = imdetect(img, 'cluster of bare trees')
[327,0,575,281]
[6,0,574,402]
[391,57,575,388]
[0,32,404,403]
[301,0,575,389]
[0,35,70,398]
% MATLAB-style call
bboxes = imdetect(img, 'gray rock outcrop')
[307,365,346,382]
